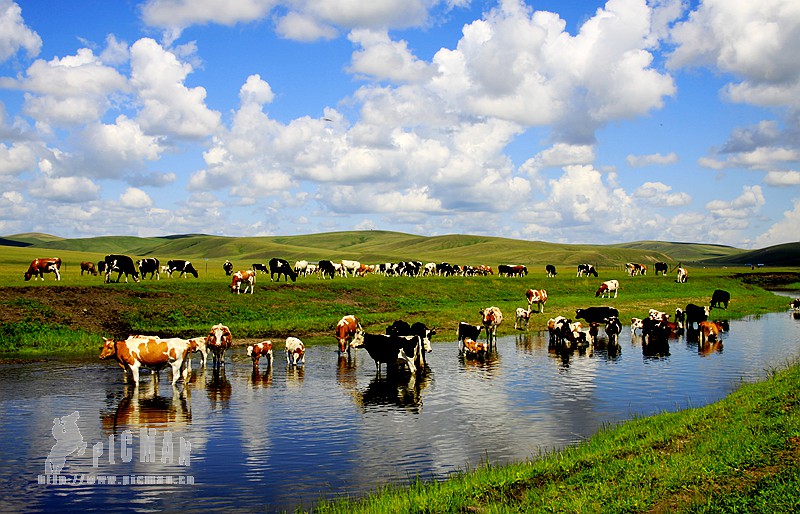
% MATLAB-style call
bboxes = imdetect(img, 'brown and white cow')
[230,269,256,294]
[458,337,487,358]
[479,306,503,351]
[80,261,98,276]
[247,341,274,368]
[698,320,725,344]
[595,280,620,299]
[205,324,232,371]
[285,337,305,366]
[335,315,361,357]
[525,288,548,313]
[677,267,688,283]
[514,307,531,330]
[186,336,208,369]
[24,258,61,281]
[99,335,192,385]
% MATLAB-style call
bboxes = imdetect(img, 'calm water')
[1,309,800,513]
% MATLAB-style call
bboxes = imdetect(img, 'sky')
[0,0,799,248]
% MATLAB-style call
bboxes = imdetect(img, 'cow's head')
[206,324,232,349]
[99,337,117,359]
[349,329,365,348]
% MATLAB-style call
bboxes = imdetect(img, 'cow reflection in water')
[353,372,430,412]
[101,381,191,434]
[206,370,232,410]
[336,355,358,390]
[250,367,273,388]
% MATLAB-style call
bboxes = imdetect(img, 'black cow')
[104,254,140,283]
[457,322,483,342]
[710,289,731,310]
[268,258,298,282]
[546,264,557,277]
[318,260,336,279]
[575,306,619,324]
[167,259,198,278]
[137,257,160,280]
[577,264,598,277]
[436,262,456,277]
[97,260,106,274]
[685,303,709,328]
[641,317,671,353]
[349,332,422,374]
[252,263,268,274]
[654,262,668,276]
[223,260,234,276]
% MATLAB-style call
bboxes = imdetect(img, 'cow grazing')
[605,316,622,345]
[514,307,531,330]
[285,337,305,366]
[545,264,557,277]
[575,306,619,324]
[577,264,598,277]
[99,335,192,385]
[677,267,688,283]
[318,259,336,279]
[294,260,309,277]
[24,258,62,281]
[525,289,548,313]
[595,280,620,298]
[104,255,140,283]
[335,315,362,357]
[167,260,198,278]
[685,303,710,328]
[252,263,268,274]
[479,306,503,350]
[498,264,527,277]
[698,321,725,344]
[626,263,646,276]
[340,260,361,277]
[349,331,419,374]
[205,324,232,372]
[247,341,274,368]
[223,260,234,276]
[710,289,731,310]
[269,258,298,282]
[137,258,160,280]
[230,269,256,294]
[80,261,97,276]
[654,262,668,276]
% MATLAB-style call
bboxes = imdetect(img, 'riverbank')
[314,358,800,513]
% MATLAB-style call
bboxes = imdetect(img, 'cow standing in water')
[479,306,503,351]
[335,315,361,358]
[24,258,62,281]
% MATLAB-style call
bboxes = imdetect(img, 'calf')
[137,258,160,280]
[630,317,644,336]
[710,289,731,310]
[252,263,268,274]
[676,267,688,283]
[547,316,570,345]
[99,335,192,385]
[230,269,256,294]
[318,259,336,279]
[514,307,531,330]
[479,306,503,350]
[247,341,274,368]
[186,336,207,369]
[80,261,97,276]
[205,324,232,372]
[335,315,361,357]
[24,257,62,281]
[595,280,619,298]
[525,289,548,313]
[545,264,557,277]
[285,337,305,366]
[459,337,487,358]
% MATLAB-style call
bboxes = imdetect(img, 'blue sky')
[1,0,798,248]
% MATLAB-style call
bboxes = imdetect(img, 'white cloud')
[705,185,765,220]
[274,11,338,41]
[763,170,800,186]
[627,151,678,167]
[28,176,100,203]
[119,187,153,208]
[0,1,41,62]
[754,198,800,247]
[634,181,691,207]
[348,29,433,83]
[0,142,36,175]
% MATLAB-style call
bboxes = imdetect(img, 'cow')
[80,261,97,276]
[423,262,437,276]
[167,259,198,278]
[514,307,531,330]
[698,320,725,344]
[99,335,192,385]
[294,260,309,277]
[349,331,419,374]
[605,316,622,345]
[674,308,686,329]
[498,264,527,277]
[104,255,140,283]
[654,262,668,276]
[335,315,362,357]
[459,337,487,358]
[269,258,298,282]
[575,306,619,324]
[525,289,548,313]
[252,263,268,274]
[230,269,256,294]
[630,317,645,336]
[577,264,598,277]
[457,322,483,343]
[247,341,274,368]
[24,258,62,281]
[595,280,620,299]
[685,303,710,328]
[547,316,570,345]
[641,317,671,348]
[340,260,361,277]
[205,324,232,372]
[545,264,557,277]
[677,267,688,283]
[790,298,800,311]
[318,259,336,279]
[186,336,208,369]
[137,257,160,280]
[223,260,234,276]
[97,260,106,274]
[710,289,731,310]
[385,320,435,367]
[479,306,503,350]
[285,337,305,366]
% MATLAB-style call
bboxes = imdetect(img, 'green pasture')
[0,243,794,355]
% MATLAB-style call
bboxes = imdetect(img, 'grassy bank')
[313,359,800,513]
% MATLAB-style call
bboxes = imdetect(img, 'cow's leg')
[130,363,141,384]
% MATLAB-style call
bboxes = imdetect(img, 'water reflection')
[101,382,191,434]
[353,372,429,412]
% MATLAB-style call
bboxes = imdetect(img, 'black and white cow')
[710,289,731,310]
[252,263,268,274]
[167,260,198,278]
[269,258,298,282]
[137,258,160,280]
[575,306,619,324]
[223,260,234,276]
[790,298,800,311]
[685,303,710,329]
[318,260,336,279]
[104,255,140,283]
[349,331,422,374]
[654,262,668,276]
[545,264,557,277]
[456,322,483,343]
[577,264,598,277]
[385,320,435,367]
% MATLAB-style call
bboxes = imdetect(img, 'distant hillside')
[0,231,796,267]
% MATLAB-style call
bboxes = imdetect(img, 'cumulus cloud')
[763,170,800,186]
[0,141,36,175]
[28,176,100,203]
[348,29,434,83]
[754,198,800,247]
[705,185,765,220]
[634,181,691,206]
[627,151,678,167]
[0,1,41,62]
[119,187,153,208]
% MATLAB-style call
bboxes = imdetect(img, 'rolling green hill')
[0,231,796,267]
